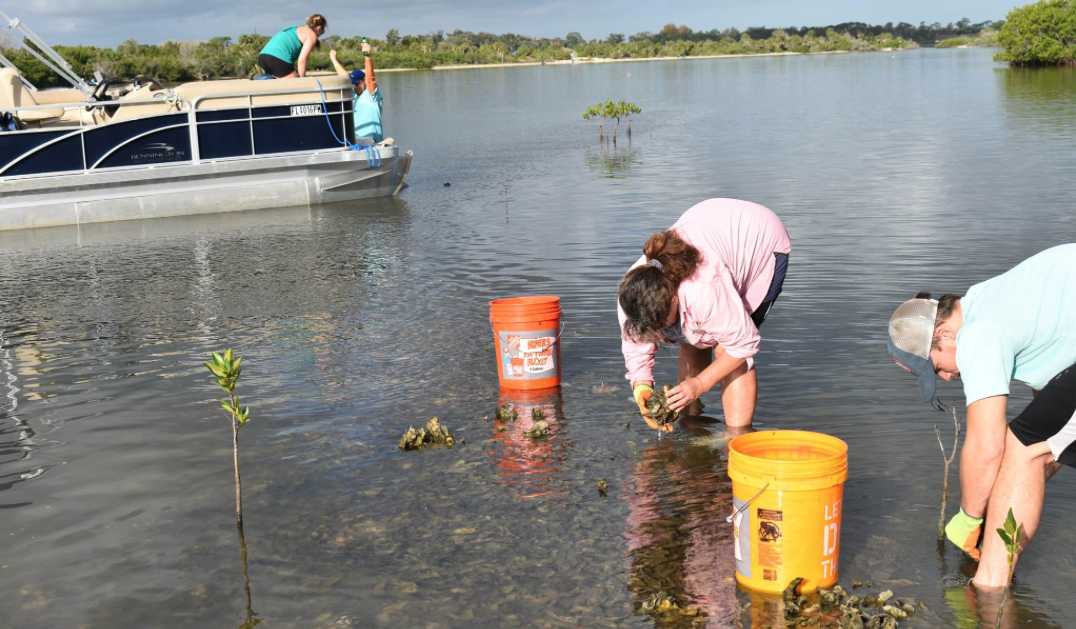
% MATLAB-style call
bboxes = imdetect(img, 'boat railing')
[2,84,353,178]
[187,86,353,163]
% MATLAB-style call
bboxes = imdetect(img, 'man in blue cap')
[330,40,385,143]
[887,243,1076,589]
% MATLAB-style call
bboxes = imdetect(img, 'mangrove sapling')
[995,508,1025,629]
[582,103,610,140]
[619,100,642,138]
[204,349,252,525]
[582,99,641,142]
[935,405,960,539]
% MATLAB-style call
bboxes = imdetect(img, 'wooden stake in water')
[935,405,960,540]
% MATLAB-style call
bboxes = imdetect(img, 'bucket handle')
[725,482,770,523]
[489,320,566,349]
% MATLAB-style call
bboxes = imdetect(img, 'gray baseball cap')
[887,297,939,402]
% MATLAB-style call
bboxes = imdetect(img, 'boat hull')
[0,147,412,231]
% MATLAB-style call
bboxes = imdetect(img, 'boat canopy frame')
[0,9,92,94]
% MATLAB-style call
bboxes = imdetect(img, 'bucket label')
[733,497,751,579]
[757,508,784,582]
[821,499,842,580]
[498,329,559,380]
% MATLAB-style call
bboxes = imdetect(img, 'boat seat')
[106,84,183,122]
[173,75,351,110]
[0,67,64,127]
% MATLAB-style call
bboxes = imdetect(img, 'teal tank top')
[260,26,303,63]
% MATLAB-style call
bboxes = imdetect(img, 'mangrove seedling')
[935,404,960,539]
[204,349,251,525]
[582,98,642,142]
[995,507,1025,629]
[616,99,642,139]
[582,101,611,140]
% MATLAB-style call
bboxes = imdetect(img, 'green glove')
[945,508,984,560]
[633,383,653,415]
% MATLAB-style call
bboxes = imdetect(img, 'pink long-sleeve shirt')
[618,198,792,385]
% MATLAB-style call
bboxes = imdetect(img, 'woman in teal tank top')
[258,14,327,78]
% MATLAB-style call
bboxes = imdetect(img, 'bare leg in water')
[678,343,757,429]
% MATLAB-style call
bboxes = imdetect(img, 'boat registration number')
[290,104,323,116]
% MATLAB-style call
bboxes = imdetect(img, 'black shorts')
[258,54,295,78]
[1009,364,1076,467]
[750,252,789,329]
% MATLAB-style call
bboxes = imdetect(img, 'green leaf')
[224,348,234,364]
[211,352,226,368]
[997,528,1012,547]
[206,363,227,378]
[1005,508,1017,532]
[233,356,243,372]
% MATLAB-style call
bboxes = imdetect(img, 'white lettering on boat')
[291,105,323,116]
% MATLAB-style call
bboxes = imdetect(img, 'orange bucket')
[490,296,562,390]
[727,430,848,594]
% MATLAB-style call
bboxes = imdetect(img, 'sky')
[8,0,1019,48]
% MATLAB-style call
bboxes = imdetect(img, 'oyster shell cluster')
[493,403,518,422]
[523,420,549,439]
[643,384,678,424]
[596,478,608,496]
[784,577,922,628]
[398,417,456,451]
[636,591,704,619]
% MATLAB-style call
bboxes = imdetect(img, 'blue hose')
[315,78,381,168]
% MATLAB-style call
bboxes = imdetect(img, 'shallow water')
[2,48,1076,627]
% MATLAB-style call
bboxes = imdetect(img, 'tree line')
[994,0,1076,65]
[2,18,1010,88]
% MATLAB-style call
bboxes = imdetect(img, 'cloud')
[10,0,1014,47]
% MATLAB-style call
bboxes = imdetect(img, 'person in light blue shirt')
[329,41,384,143]
[887,243,1076,592]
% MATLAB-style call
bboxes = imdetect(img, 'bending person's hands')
[667,377,705,412]
[633,383,652,415]
[945,508,984,561]
[634,383,675,433]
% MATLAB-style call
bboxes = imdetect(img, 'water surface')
[2,48,1076,628]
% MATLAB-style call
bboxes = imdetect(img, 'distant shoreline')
[369,49,871,73]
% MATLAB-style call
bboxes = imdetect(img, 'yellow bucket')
[728,430,849,594]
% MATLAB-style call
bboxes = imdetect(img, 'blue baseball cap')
[887,297,939,402]
[349,69,365,84]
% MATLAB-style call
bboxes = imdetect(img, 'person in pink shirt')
[617,198,791,432]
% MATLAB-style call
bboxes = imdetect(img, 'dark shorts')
[1009,364,1076,467]
[258,54,295,78]
[750,252,789,329]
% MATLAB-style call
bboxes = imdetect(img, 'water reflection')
[236,522,261,629]
[941,583,1062,629]
[997,66,1076,142]
[626,416,740,628]
[585,141,642,180]
[489,387,571,500]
